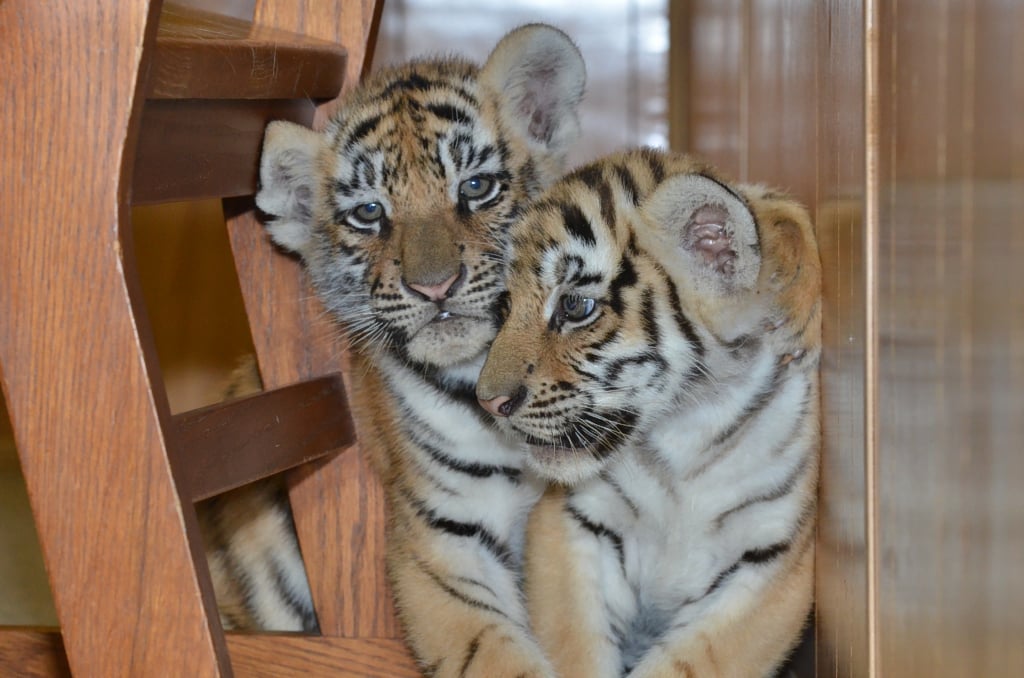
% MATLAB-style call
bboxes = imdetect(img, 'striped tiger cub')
[202,24,586,676]
[477,148,821,677]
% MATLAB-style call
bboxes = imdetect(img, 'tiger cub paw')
[457,630,555,678]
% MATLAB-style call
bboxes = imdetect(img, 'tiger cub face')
[477,149,821,483]
[256,25,585,373]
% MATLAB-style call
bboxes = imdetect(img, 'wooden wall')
[671,1,1023,675]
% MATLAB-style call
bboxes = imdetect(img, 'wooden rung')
[132,97,315,204]
[131,3,349,204]
[228,635,418,677]
[172,374,355,502]
[0,629,71,678]
[0,630,419,678]
[150,3,347,100]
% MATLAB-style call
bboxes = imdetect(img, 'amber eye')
[459,175,496,201]
[559,294,597,323]
[350,202,384,228]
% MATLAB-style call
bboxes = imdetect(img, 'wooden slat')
[0,630,71,678]
[0,1,229,675]
[0,630,419,678]
[228,635,418,677]
[173,374,355,502]
[150,3,347,100]
[132,98,315,204]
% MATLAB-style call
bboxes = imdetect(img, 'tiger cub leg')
[389,504,556,678]
[525,487,622,678]
[627,529,814,678]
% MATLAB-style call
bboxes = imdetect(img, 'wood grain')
[173,374,354,501]
[0,630,71,678]
[0,1,229,675]
[133,98,316,204]
[150,3,347,100]
[0,630,420,678]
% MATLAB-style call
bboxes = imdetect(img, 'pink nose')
[407,271,460,302]
[478,395,511,417]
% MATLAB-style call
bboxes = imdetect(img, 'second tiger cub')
[478,148,821,677]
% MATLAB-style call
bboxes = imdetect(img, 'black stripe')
[567,504,625,569]
[603,353,667,385]
[712,361,787,446]
[459,628,486,678]
[608,254,638,315]
[412,496,514,567]
[663,275,705,357]
[562,202,597,245]
[416,558,510,621]
[427,102,472,124]
[742,541,791,564]
[639,287,661,345]
[613,164,641,206]
[420,441,521,482]
[600,469,641,519]
[346,114,382,147]
[269,554,319,632]
[595,175,616,227]
[642,147,666,184]
[713,451,810,530]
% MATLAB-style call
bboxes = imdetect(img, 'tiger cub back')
[477,148,821,677]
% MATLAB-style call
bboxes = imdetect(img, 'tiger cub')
[207,24,586,676]
[477,148,821,677]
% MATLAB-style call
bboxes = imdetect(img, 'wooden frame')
[0,1,417,675]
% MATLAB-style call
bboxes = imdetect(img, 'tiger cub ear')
[481,24,586,163]
[647,173,761,295]
[256,120,324,258]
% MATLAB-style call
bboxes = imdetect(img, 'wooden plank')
[0,630,71,678]
[229,636,418,677]
[173,374,355,502]
[150,3,347,101]
[0,1,229,675]
[132,98,315,204]
[0,630,419,678]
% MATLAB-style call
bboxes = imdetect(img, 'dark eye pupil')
[561,295,594,322]
[354,202,381,222]
[460,176,494,200]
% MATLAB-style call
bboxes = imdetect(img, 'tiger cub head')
[256,25,585,374]
[477,148,821,483]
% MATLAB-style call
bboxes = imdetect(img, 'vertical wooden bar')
[872,0,1024,674]
[815,2,871,676]
[0,1,229,675]
[227,0,398,639]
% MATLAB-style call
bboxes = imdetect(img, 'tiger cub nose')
[477,386,527,417]
[405,266,464,302]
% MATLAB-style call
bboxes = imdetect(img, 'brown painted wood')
[131,3,350,205]
[150,3,347,100]
[0,630,420,678]
[0,630,71,678]
[173,374,355,501]
[0,0,229,675]
[133,98,315,204]
[228,635,420,677]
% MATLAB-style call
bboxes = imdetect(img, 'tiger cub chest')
[568,367,814,613]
